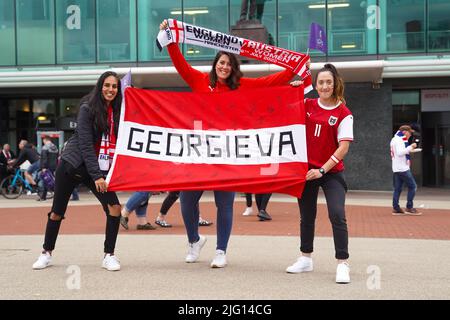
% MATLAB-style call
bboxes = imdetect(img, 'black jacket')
[61,102,106,181]
[14,144,40,167]
[40,142,59,171]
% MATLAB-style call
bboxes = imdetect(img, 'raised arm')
[160,20,204,88]
[167,44,204,88]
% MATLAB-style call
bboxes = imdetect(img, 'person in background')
[0,143,16,180]
[242,193,273,221]
[390,125,422,216]
[120,191,213,230]
[120,191,157,230]
[70,187,80,201]
[37,136,59,201]
[155,191,213,228]
[13,140,40,191]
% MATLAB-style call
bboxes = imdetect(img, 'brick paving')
[1,200,449,240]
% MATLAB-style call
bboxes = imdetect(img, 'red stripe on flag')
[124,86,304,130]
[108,156,307,197]
[170,19,183,43]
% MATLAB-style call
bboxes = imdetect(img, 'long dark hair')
[209,51,243,90]
[83,71,122,137]
[315,63,346,104]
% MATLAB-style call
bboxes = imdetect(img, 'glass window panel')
[56,0,95,63]
[10,99,33,143]
[392,91,420,105]
[59,98,80,117]
[97,0,136,62]
[0,0,15,66]
[16,0,55,65]
[428,0,450,52]
[379,0,425,54]
[137,0,181,62]
[328,0,375,55]
[392,90,420,137]
[278,0,326,56]
[182,0,229,60]
[259,0,276,45]
[33,99,56,129]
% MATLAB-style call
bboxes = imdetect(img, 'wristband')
[331,155,340,163]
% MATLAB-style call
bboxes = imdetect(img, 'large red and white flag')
[106,86,308,197]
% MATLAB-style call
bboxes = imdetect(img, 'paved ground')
[0,188,449,300]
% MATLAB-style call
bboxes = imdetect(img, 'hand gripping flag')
[157,19,313,94]
[106,86,308,197]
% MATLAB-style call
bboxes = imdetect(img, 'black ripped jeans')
[297,172,349,260]
[43,160,120,254]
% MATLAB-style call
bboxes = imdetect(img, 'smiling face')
[215,54,232,83]
[316,71,335,101]
[102,76,118,104]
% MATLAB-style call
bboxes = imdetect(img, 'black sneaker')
[30,186,39,195]
[392,208,406,216]
[405,208,422,216]
[137,223,156,230]
[258,210,272,221]
[120,216,129,230]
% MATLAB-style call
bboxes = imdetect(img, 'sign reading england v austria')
[106,86,308,197]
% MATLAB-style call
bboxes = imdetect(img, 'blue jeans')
[27,160,40,175]
[125,191,151,217]
[393,170,417,210]
[180,191,235,252]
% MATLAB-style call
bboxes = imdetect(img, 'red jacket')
[167,44,296,93]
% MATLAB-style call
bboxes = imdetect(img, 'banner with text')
[106,86,308,197]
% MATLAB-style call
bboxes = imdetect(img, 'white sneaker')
[210,250,227,268]
[336,262,350,283]
[286,256,313,273]
[185,235,206,263]
[32,252,52,270]
[242,207,253,216]
[102,254,121,271]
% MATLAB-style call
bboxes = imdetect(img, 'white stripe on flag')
[117,121,307,165]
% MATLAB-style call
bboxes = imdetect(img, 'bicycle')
[0,168,54,200]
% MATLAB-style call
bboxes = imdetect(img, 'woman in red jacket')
[160,20,295,268]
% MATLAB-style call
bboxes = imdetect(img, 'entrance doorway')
[437,127,450,187]
[423,125,450,187]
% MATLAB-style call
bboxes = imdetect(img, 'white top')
[390,133,413,172]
